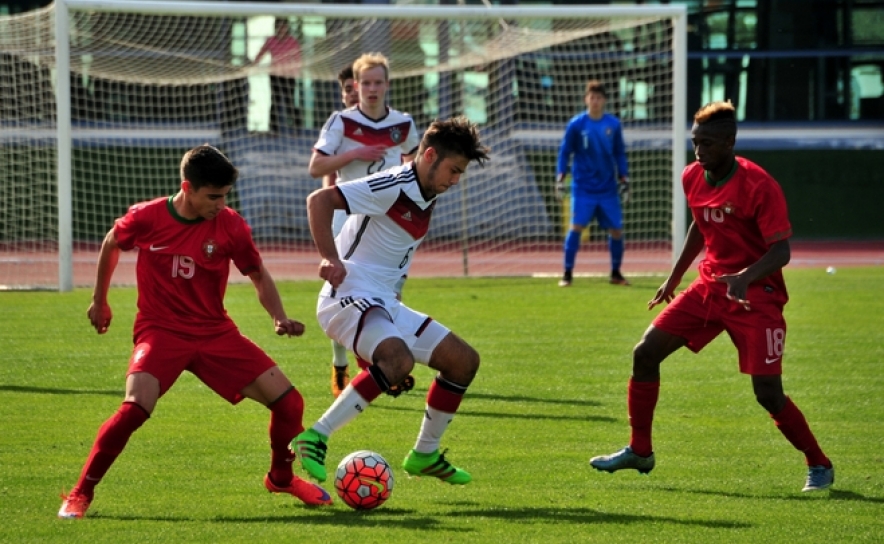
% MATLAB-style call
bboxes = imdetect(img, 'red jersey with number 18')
[113,196,262,336]
[683,156,792,303]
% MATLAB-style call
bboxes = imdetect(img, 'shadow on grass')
[362,389,603,408]
[660,486,884,503]
[371,403,616,423]
[467,392,603,408]
[95,508,472,532]
[93,505,748,530]
[0,384,122,396]
[445,505,751,529]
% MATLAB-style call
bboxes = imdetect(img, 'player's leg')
[329,210,352,398]
[196,335,332,506]
[59,329,192,519]
[240,369,333,506]
[596,196,628,285]
[732,306,834,491]
[591,284,719,474]
[402,328,478,484]
[59,371,159,519]
[296,301,411,482]
[560,195,591,287]
[385,273,417,396]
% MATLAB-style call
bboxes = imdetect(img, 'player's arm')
[649,220,705,310]
[555,124,575,199]
[322,172,337,189]
[87,227,122,334]
[308,146,388,179]
[306,186,349,288]
[614,122,630,204]
[247,264,305,337]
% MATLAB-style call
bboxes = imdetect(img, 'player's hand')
[319,257,347,289]
[619,177,631,206]
[353,144,388,162]
[647,277,680,310]
[714,272,751,311]
[554,176,565,200]
[87,301,113,334]
[275,318,305,337]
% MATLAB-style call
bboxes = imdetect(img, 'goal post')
[1,0,687,290]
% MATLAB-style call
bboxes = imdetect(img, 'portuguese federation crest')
[202,239,217,260]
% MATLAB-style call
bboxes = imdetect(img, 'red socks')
[427,377,465,413]
[267,388,304,485]
[73,401,149,499]
[628,378,660,458]
[771,397,831,467]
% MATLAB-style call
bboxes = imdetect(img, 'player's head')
[584,79,607,117]
[180,145,237,219]
[691,100,737,172]
[415,116,490,198]
[352,53,390,110]
[338,65,358,108]
[274,17,290,36]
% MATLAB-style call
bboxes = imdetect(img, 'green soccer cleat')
[402,448,472,485]
[294,428,329,482]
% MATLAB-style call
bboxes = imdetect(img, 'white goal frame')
[50,0,687,291]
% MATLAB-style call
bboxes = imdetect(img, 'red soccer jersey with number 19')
[113,196,262,337]
[683,156,792,303]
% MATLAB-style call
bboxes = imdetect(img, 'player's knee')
[632,339,660,379]
[268,386,303,417]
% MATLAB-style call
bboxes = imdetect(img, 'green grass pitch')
[1,269,882,543]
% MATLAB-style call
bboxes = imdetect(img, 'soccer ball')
[334,450,394,510]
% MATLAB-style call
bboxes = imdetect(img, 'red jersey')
[114,196,262,336]
[682,156,792,303]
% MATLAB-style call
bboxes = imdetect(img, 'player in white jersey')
[295,116,490,486]
[309,53,419,397]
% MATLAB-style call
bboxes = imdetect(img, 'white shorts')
[317,293,450,364]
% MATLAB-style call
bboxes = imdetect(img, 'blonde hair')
[352,52,389,81]
[694,100,736,124]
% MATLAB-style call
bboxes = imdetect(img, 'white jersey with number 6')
[323,162,434,298]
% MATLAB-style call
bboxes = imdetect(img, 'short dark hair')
[419,116,490,166]
[338,65,354,85]
[180,145,238,190]
[585,79,606,97]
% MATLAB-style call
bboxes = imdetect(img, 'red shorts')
[653,280,787,376]
[128,327,277,404]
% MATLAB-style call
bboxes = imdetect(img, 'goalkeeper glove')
[554,176,565,200]
[618,177,630,206]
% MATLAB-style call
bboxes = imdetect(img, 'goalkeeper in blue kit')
[555,79,630,287]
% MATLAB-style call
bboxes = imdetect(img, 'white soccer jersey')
[313,106,420,183]
[322,162,435,298]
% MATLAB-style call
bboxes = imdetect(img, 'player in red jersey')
[589,101,834,492]
[58,145,332,520]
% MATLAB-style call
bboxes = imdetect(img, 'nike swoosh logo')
[765,357,780,364]
[357,476,386,494]
[149,245,169,251]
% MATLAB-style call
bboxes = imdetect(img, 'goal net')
[0,0,686,290]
